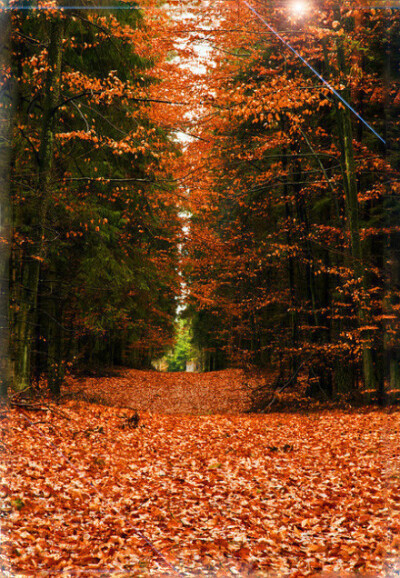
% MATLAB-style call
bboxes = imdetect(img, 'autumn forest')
[1,0,400,575]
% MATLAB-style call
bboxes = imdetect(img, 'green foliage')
[10,498,25,511]
[166,320,193,372]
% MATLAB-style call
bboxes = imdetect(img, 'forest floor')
[63,368,270,415]
[1,369,400,577]
[61,367,362,414]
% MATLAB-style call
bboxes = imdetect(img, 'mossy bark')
[334,20,384,401]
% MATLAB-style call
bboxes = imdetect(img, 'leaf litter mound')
[1,369,400,577]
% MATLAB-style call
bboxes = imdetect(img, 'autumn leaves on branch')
[183,0,400,398]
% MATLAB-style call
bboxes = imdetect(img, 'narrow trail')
[63,368,269,414]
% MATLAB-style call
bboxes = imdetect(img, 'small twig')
[10,385,33,398]
[71,100,90,131]
[15,31,42,45]
[265,356,312,410]
[10,401,46,411]
[18,127,40,164]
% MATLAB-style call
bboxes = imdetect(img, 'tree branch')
[18,127,39,164]
[71,99,90,131]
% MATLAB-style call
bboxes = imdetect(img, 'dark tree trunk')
[12,14,65,391]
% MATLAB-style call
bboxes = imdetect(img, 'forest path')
[63,368,271,415]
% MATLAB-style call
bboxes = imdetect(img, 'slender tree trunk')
[0,9,12,397]
[12,14,65,391]
[336,85,377,393]
[383,12,400,395]
[281,139,298,377]
[333,14,384,399]
[47,290,65,398]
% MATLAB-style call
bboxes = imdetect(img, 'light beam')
[243,0,386,145]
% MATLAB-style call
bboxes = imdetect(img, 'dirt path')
[63,368,268,414]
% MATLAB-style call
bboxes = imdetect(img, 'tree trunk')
[334,15,384,399]
[12,14,65,391]
[0,9,12,397]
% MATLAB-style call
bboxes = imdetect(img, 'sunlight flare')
[290,0,309,16]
